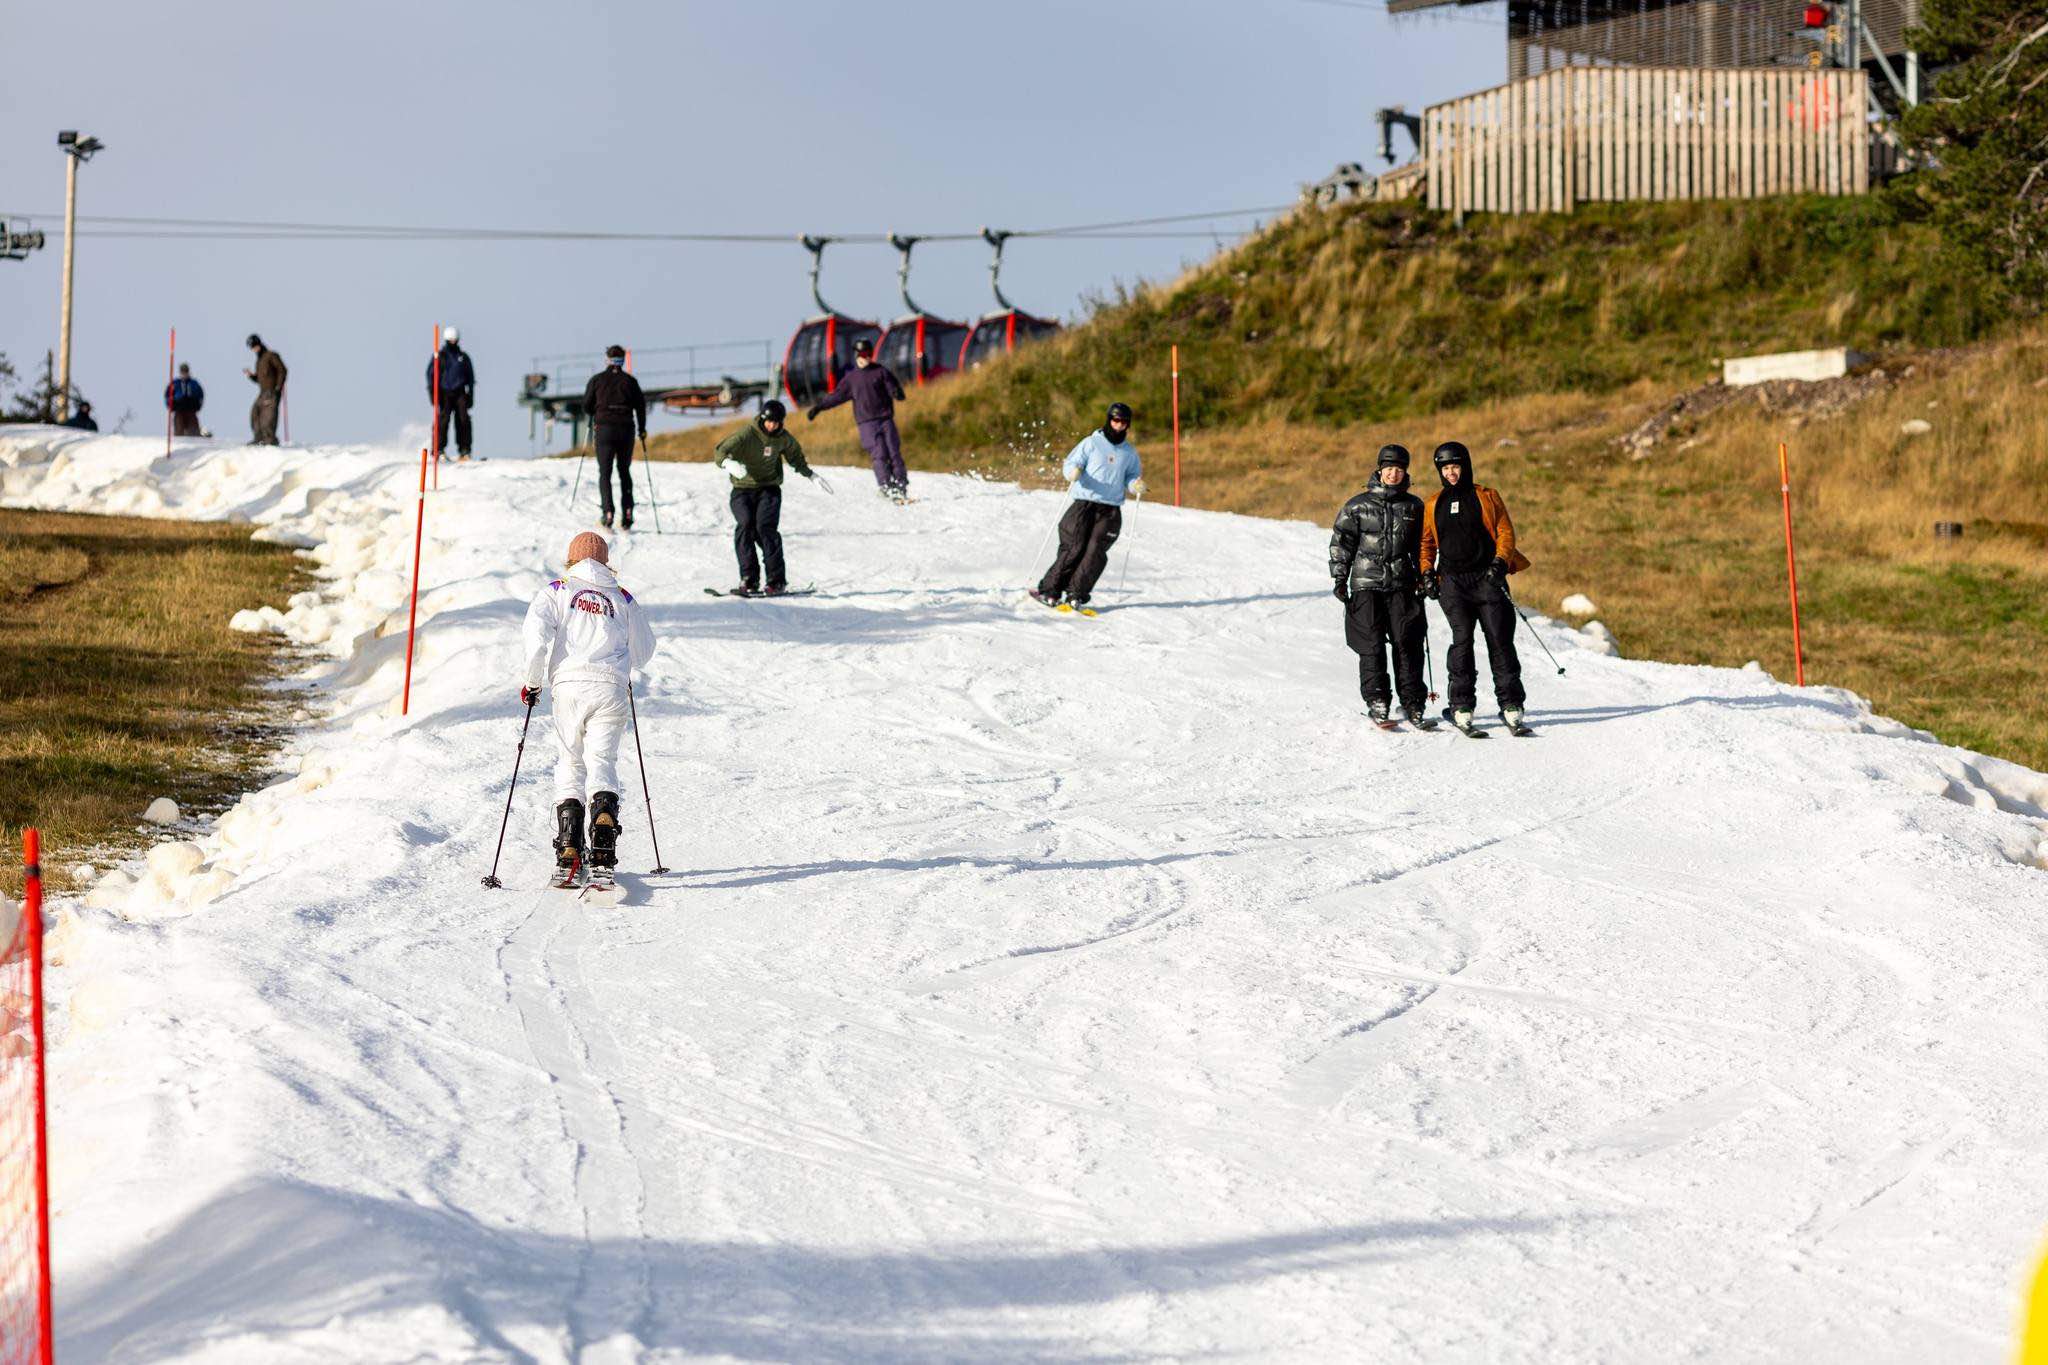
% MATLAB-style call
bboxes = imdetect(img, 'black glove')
[520,685,541,707]
[1490,557,1510,582]
[805,406,822,422]
[1421,571,1440,601]
[1332,581,1350,603]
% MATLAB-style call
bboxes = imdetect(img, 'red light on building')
[1802,3,1830,27]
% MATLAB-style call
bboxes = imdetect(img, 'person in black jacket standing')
[428,326,478,461]
[581,345,647,529]
[1329,444,1432,728]
[805,337,911,501]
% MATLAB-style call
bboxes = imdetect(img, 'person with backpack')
[1419,440,1530,735]
[713,399,818,596]
[580,345,647,529]
[805,336,911,501]
[1330,444,1431,728]
[520,531,656,886]
[243,334,287,445]
[60,400,98,432]
[427,326,478,461]
[1030,402,1145,616]
[164,363,206,438]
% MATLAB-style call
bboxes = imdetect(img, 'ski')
[1503,721,1537,738]
[704,586,759,598]
[1442,707,1489,739]
[548,854,583,890]
[579,870,623,905]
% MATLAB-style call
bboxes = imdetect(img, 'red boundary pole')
[1171,344,1182,508]
[24,828,52,1365]
[402,446,428,714]
[1778,441,1806,686]
[164,327,176,457]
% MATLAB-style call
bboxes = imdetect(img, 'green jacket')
[714,419,812,489]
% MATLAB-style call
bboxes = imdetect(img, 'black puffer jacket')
[1329,482,1425,595]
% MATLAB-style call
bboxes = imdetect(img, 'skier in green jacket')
[713,399,822,596]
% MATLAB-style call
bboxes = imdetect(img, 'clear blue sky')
[0,0,1500,450]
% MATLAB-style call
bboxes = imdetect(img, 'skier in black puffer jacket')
[1330,443,1430,726]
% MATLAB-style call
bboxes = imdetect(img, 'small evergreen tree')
[1903,3,2048,309]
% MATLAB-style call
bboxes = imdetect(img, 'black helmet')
[604,343,626,361]
[245,333,262,349]
[759,399,787,423]
[1376,443,1411,469]
[853,337,874,358]
[1432,440,1469,468]
[1106,402,1133,425]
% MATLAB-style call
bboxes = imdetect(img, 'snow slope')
[6,429,2047,1363]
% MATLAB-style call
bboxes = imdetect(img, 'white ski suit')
[521,559,655,804]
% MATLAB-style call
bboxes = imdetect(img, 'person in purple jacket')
[805,337,911,501]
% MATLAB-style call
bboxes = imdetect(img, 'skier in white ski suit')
[521,531,655,875]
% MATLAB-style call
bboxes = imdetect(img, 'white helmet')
[442,325,459,343]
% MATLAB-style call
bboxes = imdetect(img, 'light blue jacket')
[1063,430,1143,506]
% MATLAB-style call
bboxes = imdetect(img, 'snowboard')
[703,584,817,599]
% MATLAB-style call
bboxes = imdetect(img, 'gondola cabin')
[782,314,882,408]
[877,313,970,387]
[959,310,1060,371]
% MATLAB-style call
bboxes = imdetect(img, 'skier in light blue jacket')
[1031,402,1148,614]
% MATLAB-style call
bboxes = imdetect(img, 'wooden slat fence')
[1425,68,1871,217]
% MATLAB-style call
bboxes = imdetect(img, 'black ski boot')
[553,798,586,884]
[588,791,621,874]
[1401,703,1439,731]
[622,508,635,531]
[1367,698,1392,725]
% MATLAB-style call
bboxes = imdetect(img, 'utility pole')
[54,131,104,424]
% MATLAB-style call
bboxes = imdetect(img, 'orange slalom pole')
[1778,441,1806,686]
[164,326,176,457]
[24,827,52,1365]
[402,446,428,714]
[1171,345,1182,507]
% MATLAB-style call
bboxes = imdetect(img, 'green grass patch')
[0,509,307,894]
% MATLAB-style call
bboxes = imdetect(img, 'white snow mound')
[6,427,2047,1363]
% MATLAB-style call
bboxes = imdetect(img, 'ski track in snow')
[6,429,2048,1363]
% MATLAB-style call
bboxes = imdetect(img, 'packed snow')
[4,427,2047,1363]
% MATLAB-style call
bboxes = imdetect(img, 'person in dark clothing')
[243,334,287,445]
[1419,440,1530,731]
[427,326,478,460]
[805,337,910,500]
[1031,402,1145,615]
[1330,444,1429,725]
[581,345,647,529]
[165,364,206,437]
[60,400,98,432]
[713,399,817,595]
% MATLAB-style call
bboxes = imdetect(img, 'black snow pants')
[1037,500,1122,605]
[250,390,281,445]
[1344,588,1427,710]
[730,486,785,589]
[1439,570,1525,711]
[594,424,635,520]
[435,391,473,457]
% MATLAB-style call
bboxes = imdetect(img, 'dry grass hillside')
[633,196,2044,768]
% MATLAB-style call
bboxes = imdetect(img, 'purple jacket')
[812,362,905,425]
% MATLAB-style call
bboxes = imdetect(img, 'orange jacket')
[1420,484,1530,577]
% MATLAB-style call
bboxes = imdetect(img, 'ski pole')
[570,448,587,511]
[1115,497,1138,593]
[1023,514,1057,585]
[1502,581,1567,676]
[481,695,538,888]
[1422,607,1438,702]
[627,681,671,875]
[639,433,665,534]
[811,471,835,496]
